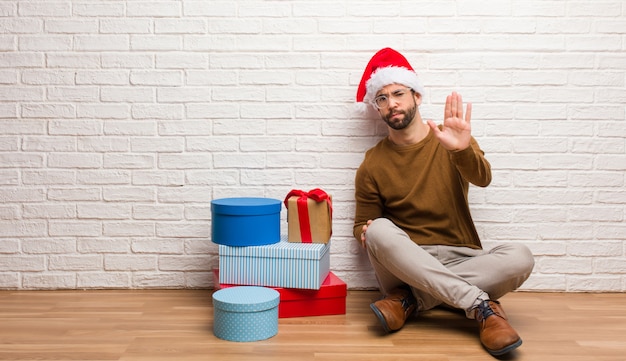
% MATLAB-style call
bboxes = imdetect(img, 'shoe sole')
[485,338,522,356]
[369,303,392,333]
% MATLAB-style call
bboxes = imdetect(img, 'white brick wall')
[0,0,624,291]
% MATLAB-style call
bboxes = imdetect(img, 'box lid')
[211,197,281,216]
[212,286,279,312]
[219,235,330,260]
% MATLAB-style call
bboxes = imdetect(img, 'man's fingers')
[427,120,440,133]
[444,94,452,119]
[450,93,457,118]
[465,102,472,124]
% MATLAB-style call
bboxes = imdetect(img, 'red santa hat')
[356,48,424,109]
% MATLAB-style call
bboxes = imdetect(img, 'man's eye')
[393,91,405,97]
[376,96,388,102]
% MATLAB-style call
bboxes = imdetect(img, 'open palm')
[427,92,472,151]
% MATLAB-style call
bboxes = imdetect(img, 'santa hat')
[356,48,424,109]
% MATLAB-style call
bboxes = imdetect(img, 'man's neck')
[387,118,430,146]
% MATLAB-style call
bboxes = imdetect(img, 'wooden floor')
[0,290,625,361]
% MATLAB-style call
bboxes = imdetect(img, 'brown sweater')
[353,129,491,249]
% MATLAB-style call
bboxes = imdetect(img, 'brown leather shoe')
[370,287,417,333]
[475,300,522,356]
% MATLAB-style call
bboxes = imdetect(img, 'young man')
[353,48,535,356]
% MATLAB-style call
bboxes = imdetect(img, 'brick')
[0,255,45,271]
[22,170,75,185]
[0,273,20,288]
[77,238,130,254]
[158,255,212,271]
[567,276,621,292]
[130,35,181,51]
[47,153,102,168]
[21,103,75,118]
[100,19,151,34]
[47,86,99,102]
[76,70,129,85]
[22,238,76,254]
[21,70,74,85]
[102,187,156,202]
[23,274,75,289]
[103,154,154,169]
[132,171,184,186]
[101,53,153,69]
[18,2,70,16]
[77,104,130,119]
[156,222,209,238]
[131,239,184,254]
[0,171,18,186]
[132,272,186,288]
[45,19,98,34]
[77,203,132,220]
[23,204,76,219]
[19,35,72,51]
[185,170,238,186]
[155,19,207,34]
[133,204,184,220]
[49,221,102,237]
[130,137,184,152]
[127,1,181,17]
[0,239,19,253]
[75,35,129,51]
[73,3,124,16]
[77,170,131,185]
[77,273,130,289]
[105,255,157,271]
[103,222,155,237]
[46,53,100,68]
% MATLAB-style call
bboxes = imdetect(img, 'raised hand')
[427,92,472,151]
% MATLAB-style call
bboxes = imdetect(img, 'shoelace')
[400,297,412,311]
[476,300,499,321]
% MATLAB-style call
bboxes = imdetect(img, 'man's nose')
[388,97,400,108]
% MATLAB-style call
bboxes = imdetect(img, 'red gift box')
[213,269,346,318]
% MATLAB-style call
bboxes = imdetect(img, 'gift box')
[211,197,281,246]
[218,236,330,290]
[213,269,347,318]
[212,286,279,342]
[284,189,332,244]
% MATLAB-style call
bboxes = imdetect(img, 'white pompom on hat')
[355,48,424,109]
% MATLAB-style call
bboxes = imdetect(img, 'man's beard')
[382,102,417,130]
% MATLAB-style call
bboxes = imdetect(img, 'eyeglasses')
[372,87,413,110]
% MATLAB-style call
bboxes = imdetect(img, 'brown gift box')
[285,190,332,244]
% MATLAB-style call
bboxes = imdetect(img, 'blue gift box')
[219,236,331,290]
[211,197,281,246]
[212,286,279,342]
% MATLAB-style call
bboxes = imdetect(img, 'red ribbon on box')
[284,188,332,243]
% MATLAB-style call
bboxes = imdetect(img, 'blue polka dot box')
[212,286,280,342]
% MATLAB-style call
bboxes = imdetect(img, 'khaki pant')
[365,218,535,318]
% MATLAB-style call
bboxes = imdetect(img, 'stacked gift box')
[211,190,346,319]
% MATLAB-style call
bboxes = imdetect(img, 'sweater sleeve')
[449,137,492,187]
[352,164,383,241]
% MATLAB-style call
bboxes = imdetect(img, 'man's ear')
[414,91,422,106]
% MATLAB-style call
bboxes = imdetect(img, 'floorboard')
[0,290,624,361]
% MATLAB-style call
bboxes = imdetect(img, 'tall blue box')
[211,197,281,246]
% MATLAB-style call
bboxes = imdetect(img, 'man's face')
[375,84,420,130]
